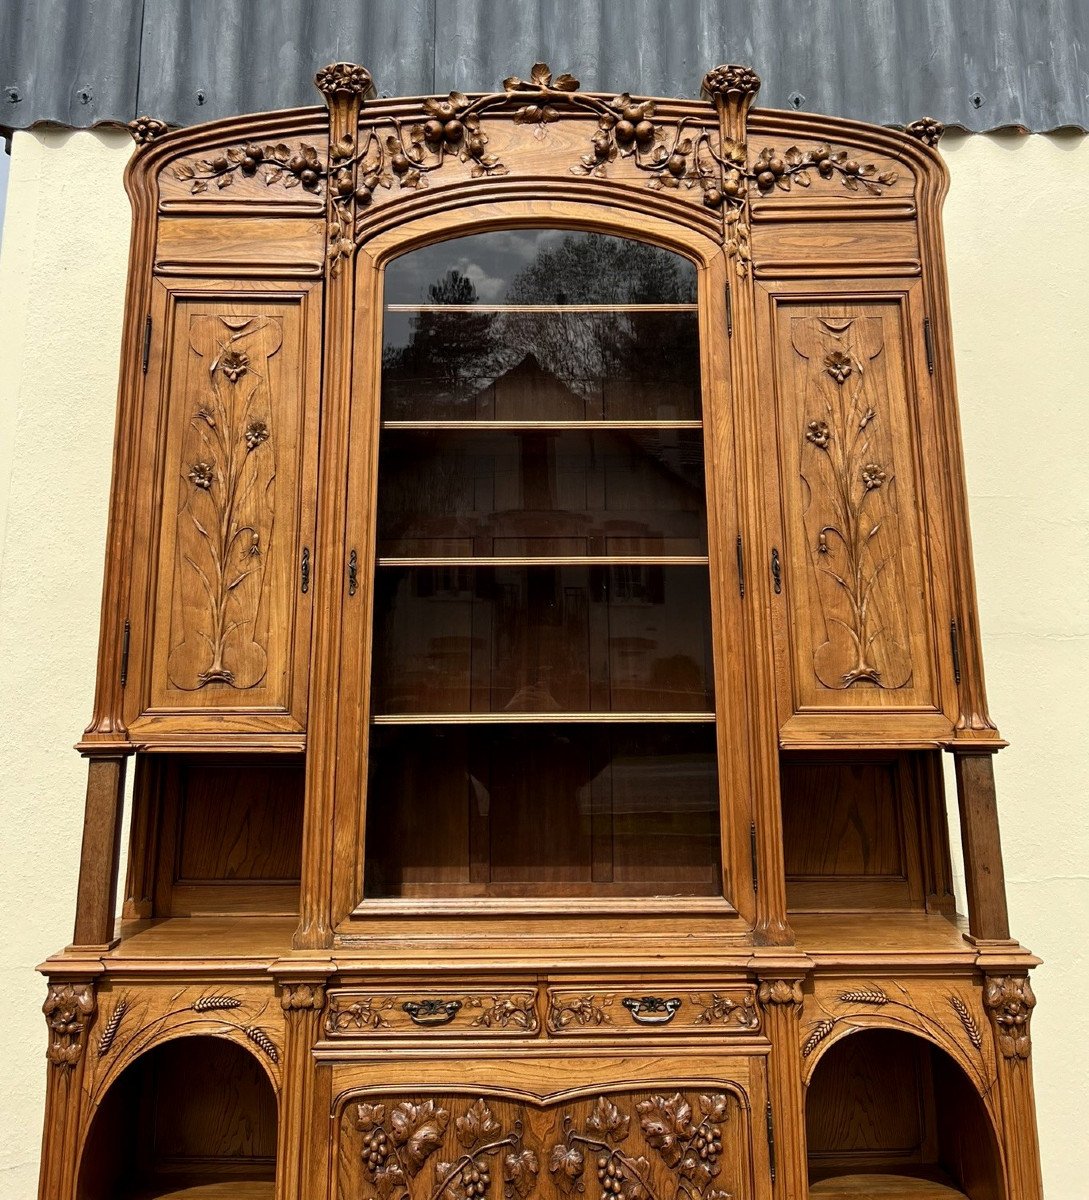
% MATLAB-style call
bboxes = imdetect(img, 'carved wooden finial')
[905,117,945,147]
[315,62,376,105]
[701,64,760,141]
[127,115,169,146]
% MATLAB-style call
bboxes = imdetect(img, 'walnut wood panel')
[331,1078,765,1200]
[127,281,320,740]
[154,215,326,275]
[757,279,957,746]
[781,754,928,912]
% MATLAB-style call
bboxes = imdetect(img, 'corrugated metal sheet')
[3,0,1088,134]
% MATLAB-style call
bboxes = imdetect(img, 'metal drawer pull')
[622,996,682,1025]
[402,999,462,1026]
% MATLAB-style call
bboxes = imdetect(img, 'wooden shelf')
[381,420,704,430]
[385,302,698,313]
[377,555,710,567]
[371,711,717,725]
[127,1180,274,1200]
[810,1173,967,1199]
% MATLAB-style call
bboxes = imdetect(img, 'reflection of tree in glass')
[382,270,499,417]
[382,235,700,419]
[499,236,700,415]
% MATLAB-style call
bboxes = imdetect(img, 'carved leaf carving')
[457,1098,502,1149]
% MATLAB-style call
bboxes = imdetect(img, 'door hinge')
[923,316,935,374]
[949,618,962,685]
[141,315,152,374]
[119,619,131,688]
[750,822,759,894]
[347,548,358,596]
[736,534,746,598]
[300,546,311,594]
[766,1100,776,1183]
[770,546,781,594]
[724,281,733,337]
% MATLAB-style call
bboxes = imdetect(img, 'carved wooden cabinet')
[37,62,1041,1200]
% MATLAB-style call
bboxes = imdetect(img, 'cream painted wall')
[0,128,1085,1198]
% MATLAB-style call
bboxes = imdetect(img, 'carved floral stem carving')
[177,315,279,689]
[802,320,897,688]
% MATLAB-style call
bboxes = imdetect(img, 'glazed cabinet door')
[756,278,957,747]
[127,279,321,742]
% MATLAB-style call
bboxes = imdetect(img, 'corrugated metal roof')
[3,0,1088,134]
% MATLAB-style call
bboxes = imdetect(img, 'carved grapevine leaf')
[548,1144,585,1194]
[390,1100,451,1175]
[357,1103,389,1130]
[457,1098,502,1149]
[636,1093,694,1168]
[503,1148,540,1199]
[586,1095,631,1144]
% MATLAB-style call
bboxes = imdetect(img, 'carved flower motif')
[128,115,169,145]
[195,405,216,427]
[825,350,853,383]
[806,419,831,449]
[702,64,762,101]
[905,116,945,148]
[220,349,249,382]
[314,62,374,99]
[861,463,887,491]
[245,420,269,451]
[188,461,215,490]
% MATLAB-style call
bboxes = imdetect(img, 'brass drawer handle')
[402,999,462,1027]
[622,996,682,1025]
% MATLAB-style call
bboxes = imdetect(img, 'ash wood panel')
[154,216,325,274]
[750,219,920,273]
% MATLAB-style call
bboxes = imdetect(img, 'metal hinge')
[300,546,310,594]
[119,619,131,688]
[141,315,152,374]
[736,534,746,598]
[923,316,935,374]
[770,547,781,594]
[724,281,733,337]
[766,1100,776,1183]
[750,822,759,894]
[348,548,358,596]
[949,618,962,685]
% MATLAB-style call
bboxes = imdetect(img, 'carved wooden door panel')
[757,278,957,746]
[127,280,320,741]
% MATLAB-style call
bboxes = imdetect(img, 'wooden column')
[71,755,128,948]
[953,749,1010,941]
[757,977,809,1200]
[703,63,792,945]
[295,62,374,949]
[985,975,1044,1200]
[274,965,333,1200]
[38,969,99,1200]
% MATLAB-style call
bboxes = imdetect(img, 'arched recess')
[77,1034,279,1200]
[330,192,755,928]
[805,1027,1005,1200]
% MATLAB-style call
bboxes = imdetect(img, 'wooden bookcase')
[37,62,1042,1200]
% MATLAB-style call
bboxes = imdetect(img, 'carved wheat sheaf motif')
[169,314,282,692]
[794,314,912,692]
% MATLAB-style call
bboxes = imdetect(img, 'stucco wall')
[0,127,1085,1197]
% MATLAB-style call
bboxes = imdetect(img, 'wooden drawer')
[323,987,541,1038]
[545,983,760,1036]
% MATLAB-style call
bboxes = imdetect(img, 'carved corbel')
[984,974,1036,1060]
[127,115,170,146]
[280,980,327,1012]
[43,980,96,1069]
[905,117,945,147]
[758,978,804,1011]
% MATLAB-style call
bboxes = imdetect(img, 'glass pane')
[383,229,697,306]
[365,724,721,898]
[382,311,700,422]
[376,429,708,558]
[371,565,714,715]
